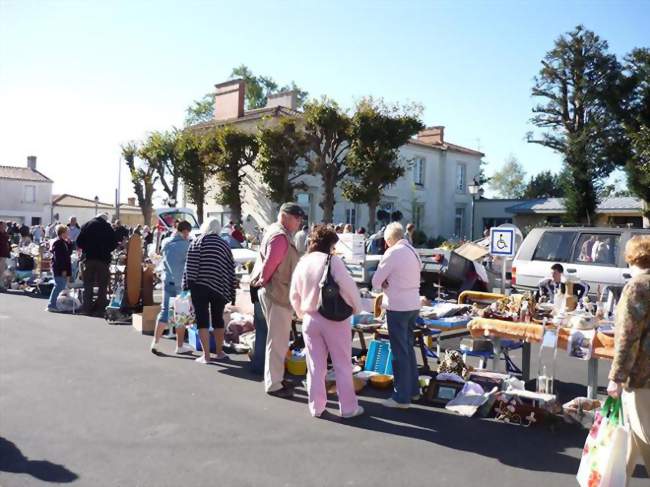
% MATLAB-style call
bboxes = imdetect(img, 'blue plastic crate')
[187,326,216,353]
[364,339,393,375]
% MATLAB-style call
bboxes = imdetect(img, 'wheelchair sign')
[490,228,516,257]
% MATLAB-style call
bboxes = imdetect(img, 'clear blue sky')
[1,0,648,203]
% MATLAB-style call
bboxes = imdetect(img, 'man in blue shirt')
[150,220,193,355]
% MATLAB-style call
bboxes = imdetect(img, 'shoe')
[150,342,162,356]
[267,386,294,399]
[175,344,193,354]
[412,394,421,401]
[342,406,365,419]
[45,307,58,313]
[382,398,409,409]
[195,356,211,364]
[213,352,229,360]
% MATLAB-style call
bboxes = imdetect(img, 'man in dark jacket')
[76,213,117,315]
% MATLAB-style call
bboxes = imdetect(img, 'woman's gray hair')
[384,222,405,244]
[200,217,221,235]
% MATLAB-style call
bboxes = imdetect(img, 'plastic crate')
[188,326,216,353]
[364,340,393,375]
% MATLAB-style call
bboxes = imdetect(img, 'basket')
[364,340,393,375]
[369,374,393,389]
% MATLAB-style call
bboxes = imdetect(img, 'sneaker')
[342,406,365,419]
[175,344,193,354]
[150,342,162,356]
[267,386,294,399]
[382,398,410,409]
[213,352,229,360]
[412,394,421,401]
[195,356,211,364]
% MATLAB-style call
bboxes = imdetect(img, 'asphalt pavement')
[1,291,648,487]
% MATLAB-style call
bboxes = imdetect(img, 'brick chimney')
[214,79,246,121]
[26,155,37,171]
[416,126,445,145]
[127,197,136,206]
[265,91,298,110]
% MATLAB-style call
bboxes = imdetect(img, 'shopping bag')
[172,291,195,328]
[576,397,628,487]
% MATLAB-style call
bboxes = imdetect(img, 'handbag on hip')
[318,254,353,322]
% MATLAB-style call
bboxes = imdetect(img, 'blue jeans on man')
[386,309,420,404]
[47,276,68,310]
[250,301,268,375]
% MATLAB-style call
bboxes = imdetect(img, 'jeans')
[47,276,68,310]
[157,282,179,326]
[386,309,420,404]
[250,300,268,375]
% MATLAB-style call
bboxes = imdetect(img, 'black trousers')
[82,259,109,314]
[190,284,226,330]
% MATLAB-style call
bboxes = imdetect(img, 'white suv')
[512,227,650,295]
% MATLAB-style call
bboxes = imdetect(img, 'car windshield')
[158,211,200,230]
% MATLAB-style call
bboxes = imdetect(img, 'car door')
[517,230,578,290]
[567,232,623,294]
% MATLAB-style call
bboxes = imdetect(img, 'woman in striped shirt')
[182,218,236,364]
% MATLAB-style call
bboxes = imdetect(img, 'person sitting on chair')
[537,263,588,301]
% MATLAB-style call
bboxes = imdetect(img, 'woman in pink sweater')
[290,225,364,419]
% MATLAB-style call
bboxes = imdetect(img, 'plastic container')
[286,355,307,376]
[364,340,393,375]
[187,326,216,352]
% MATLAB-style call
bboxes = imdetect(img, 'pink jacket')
[371,239,421,312]
[290,252,362,319]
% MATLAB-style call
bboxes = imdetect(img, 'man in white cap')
[251,203,305,398]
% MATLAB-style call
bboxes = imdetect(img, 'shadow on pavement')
[0,437,78,483]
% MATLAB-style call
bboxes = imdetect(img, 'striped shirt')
[182,233,236,302]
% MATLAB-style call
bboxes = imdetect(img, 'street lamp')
[94,195,99,215]
[468,181,484,241]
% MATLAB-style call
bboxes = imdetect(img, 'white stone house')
[0,156,53,225]
[191,80,484,240]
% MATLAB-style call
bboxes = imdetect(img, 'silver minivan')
[512,227,650,295]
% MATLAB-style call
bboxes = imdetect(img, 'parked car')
[512,226,650,296]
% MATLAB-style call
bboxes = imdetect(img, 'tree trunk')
[143,205,152,227]
[320,170,336,224]
[196,199,204,225]
[231,193,242,224]
[368,201,378,233]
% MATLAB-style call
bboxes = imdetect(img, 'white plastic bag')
[56,289,81,313]
[172,291,195,327]
[577,397,629,487]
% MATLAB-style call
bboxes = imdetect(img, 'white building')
[0,156,53,225]
[193,80,484,240]
[51,194,144,226]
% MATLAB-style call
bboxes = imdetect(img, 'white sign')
[489,228,516,257]
[335,233,366,263]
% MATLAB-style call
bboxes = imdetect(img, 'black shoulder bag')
[317,255,353,322]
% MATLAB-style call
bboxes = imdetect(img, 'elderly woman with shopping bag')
[607,235,650,479]
[289,225,364,419]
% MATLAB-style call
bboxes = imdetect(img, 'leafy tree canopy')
[488,155,527,198]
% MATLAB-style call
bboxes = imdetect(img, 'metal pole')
[501,258,507,295]
[470,196,475,241]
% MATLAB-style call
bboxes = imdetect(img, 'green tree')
[122,142,158,225]
[528,25,625,223]
[184,65,308,125]
[342,98,423,231]
[213,126,259,222]
[522,170,564,198]
[302,98,352,223]
[139,130,182,205]
[256,117,311,205]
[610,48,650,223]
[176,132,217,224]
[488,155,527,198]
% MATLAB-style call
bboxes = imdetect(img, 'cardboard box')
[132,305,160,335]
